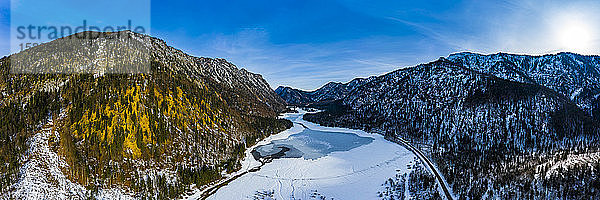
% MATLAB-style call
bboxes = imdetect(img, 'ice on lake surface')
[254,125,374,160]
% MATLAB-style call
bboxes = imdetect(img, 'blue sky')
[2,0,600,90]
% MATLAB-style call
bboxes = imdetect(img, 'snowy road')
[388,137,455,200]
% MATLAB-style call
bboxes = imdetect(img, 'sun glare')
[554,14,595,52]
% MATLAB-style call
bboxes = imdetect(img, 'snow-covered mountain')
[279,52,600,120]
[285,53,600,199]
[0,31,291,199]
[447,52,600,121]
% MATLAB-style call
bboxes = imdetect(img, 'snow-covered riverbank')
[206,110,417,200]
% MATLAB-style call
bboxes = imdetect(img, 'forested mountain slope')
[447,52,600,121]
[300,56,600,199]
[0,31,291,199]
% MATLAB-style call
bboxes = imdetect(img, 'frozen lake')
[253,125,374,160]
[205,109,417,200]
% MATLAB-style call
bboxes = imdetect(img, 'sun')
[558,22,592,51]
[553,14,594,52]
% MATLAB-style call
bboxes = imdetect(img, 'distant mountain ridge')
[275,78,370,105]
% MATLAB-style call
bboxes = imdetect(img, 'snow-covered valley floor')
[205,110,417,200]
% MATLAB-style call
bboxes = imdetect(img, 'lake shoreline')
[186,111,304,200]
